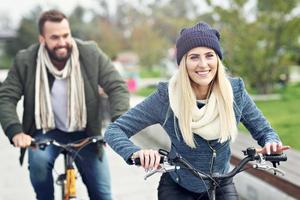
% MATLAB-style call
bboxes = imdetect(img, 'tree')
[130,20,170,69]
[68,6,91,40]
[211,0,300,93]
[5,7,41,58]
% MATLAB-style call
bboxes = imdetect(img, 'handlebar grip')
[265,154,287,162]
[30,139,53,150]
[133,156,165,166]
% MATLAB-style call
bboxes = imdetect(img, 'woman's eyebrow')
[188,53,200,57]
[188,51,214,56]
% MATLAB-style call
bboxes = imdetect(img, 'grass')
[253,83,300,150]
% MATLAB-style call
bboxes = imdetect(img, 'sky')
[0,0,109,29]
[0,0,224,30]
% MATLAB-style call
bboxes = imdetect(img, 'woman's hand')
[256,142,290,155]
[132,149,161,171]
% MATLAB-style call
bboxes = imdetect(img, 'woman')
[104,22,289,199]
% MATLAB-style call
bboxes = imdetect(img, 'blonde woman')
[104,22,288,199]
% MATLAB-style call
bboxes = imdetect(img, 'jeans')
[28,129,112,200]
[157,173,239,200]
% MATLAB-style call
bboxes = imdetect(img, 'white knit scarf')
[35,39,87,133]
[168,74,222,141]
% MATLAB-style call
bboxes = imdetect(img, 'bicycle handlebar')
[264,154,287,162]
[132,156,165,165]
[136,147,287,180]
[176,148,287,180]
[30,135,105,151]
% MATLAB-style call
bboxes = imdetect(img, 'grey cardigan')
[104,77,280,193]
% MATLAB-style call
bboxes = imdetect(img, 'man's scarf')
[35,39,87,132]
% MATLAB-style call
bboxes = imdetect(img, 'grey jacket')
[104,77,280,193]
[0,39,129,163]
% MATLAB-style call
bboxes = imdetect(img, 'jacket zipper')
[207,141,217,175]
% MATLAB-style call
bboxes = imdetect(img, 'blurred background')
[0,0,300,199]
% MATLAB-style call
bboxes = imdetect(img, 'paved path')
[0,127,162,200]
[0,90,162,200]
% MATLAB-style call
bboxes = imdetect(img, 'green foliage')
[0,54,12,69]
[5,7,41,57]
[68,6,91,40]
[139,68,162,78]
[1,0,300,94]
[134,85,157,97]
[69,5,125,58]
[213,1,300,94]
[130,21,170,70]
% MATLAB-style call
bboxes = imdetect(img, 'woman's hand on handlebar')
[132,149,161,171]
[257,142,290,155]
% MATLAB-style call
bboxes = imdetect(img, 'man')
[0,10,129,200]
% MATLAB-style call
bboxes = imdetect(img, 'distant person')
[0,10,129,200]
[127,76,137,93]
[104,21,289,199]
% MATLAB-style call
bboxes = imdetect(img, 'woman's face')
[186,47,218,92]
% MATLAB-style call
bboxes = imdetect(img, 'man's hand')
[12,133,32,148]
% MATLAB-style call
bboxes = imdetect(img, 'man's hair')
[38,10,67,35]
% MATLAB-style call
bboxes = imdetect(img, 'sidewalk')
[0,94,162,200]
[0,128,161,200]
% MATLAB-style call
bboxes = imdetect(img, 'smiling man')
[0,10,129,200]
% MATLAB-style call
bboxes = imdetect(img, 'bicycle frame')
[31,136,104,200]
[64,151,77,200]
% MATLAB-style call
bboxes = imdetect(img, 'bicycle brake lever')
[144,169,161,180]
[144,163,180,180]
[272,167,285,176]
[253,163,285,176]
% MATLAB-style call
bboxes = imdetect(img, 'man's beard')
[45,44,72,62]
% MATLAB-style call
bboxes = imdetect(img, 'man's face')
[39,19,72,62]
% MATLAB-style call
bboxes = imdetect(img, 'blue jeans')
[28,129,112,200]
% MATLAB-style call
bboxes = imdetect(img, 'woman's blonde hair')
[175,55,237,148]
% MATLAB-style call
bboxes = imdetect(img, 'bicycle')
[31,135,105,200]
[133,147,287,200]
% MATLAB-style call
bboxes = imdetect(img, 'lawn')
[254,83,300,150]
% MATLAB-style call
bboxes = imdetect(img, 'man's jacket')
[0,39,129,163]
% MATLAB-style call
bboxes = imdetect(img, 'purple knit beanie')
[175,22,222,65]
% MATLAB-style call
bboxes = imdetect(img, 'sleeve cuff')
[5,123,23,142]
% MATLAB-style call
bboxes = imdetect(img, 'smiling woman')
[104,21,289,200]
[185,47,218,99]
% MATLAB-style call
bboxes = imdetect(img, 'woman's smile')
[196,70,211,77]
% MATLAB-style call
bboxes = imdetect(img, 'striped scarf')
[35,39,87,133]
